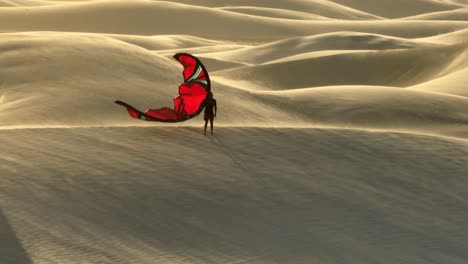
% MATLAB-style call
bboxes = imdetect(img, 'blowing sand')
[1,1,468,263]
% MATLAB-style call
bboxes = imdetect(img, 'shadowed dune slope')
[0,210,32,264]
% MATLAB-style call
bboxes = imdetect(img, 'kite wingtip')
[114,100,132,109]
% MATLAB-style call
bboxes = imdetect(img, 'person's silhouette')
[203,92,217,135]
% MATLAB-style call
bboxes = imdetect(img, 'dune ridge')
[160,0,385,20]
[403,7,468,21]
[0,0,467,41]
[199,32,441,64]
[217,6,333,20]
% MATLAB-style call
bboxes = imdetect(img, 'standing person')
[203,92,217,135]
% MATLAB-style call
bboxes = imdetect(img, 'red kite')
[115,53,211,122]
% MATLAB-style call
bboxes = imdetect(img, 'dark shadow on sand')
[0,209,32,264]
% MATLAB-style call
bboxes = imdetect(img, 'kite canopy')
[115,53,211,122]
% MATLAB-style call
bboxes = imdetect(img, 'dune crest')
[217,6,332,20]
[166,0,385,20]
[403,7,468,21]
[199,32,440,64]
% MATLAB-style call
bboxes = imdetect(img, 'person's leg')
[210,117,214,135]
[204,119,208,135]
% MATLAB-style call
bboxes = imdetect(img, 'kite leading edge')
[114,53,211,123]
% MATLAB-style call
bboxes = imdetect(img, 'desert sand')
[1,1,468,263]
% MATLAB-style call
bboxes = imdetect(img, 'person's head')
[207,91,213,99]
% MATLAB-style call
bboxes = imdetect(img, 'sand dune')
[419,28,468,44]
[1,0,468,263]
[1,32,228,51]
[2,127,468,264]
[217,6,332,20]
[1,30,467,134]
[212,44,468,90]
[0,33,181,127]
[0,0,65,7]
[248,86,468,137]
[105,34,227,51]
[166,0,384,20]
[410,67,468,97]
[197,81,468,138]
[153,45,250,58]
[0,0,467,41]
[178,56,250,72]
[200,32,440,64]
[327,0,465,18]
[403,7,468,21]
